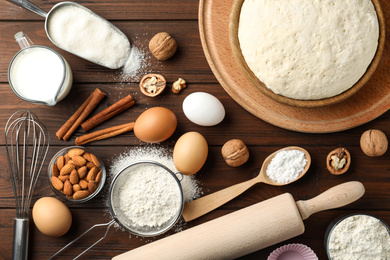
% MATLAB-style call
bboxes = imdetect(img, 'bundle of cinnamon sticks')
[56,88,135,145]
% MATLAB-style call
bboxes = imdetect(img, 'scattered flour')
[328,214,390,260]
[116,35,162,82]
[120,46,144,79]
[266,149,307,183]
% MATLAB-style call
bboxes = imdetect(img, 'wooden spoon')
[182,146,311,222]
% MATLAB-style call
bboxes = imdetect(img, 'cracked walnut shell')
[221,139,249,167]
[139,74,166,97]
[326,147,350,175]
[360,129,388,157]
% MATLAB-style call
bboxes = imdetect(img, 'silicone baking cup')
[267,243,318,260]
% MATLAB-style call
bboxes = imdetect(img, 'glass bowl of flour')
[325,213,390,259]
[109,161,184,237]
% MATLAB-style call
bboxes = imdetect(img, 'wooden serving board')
[199,0,390,133]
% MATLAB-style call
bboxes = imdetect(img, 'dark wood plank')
[0,21,215,84]
[0,0,199,21]
[1,83,390,146]
[1,207,389,259]
[2,141,389,209]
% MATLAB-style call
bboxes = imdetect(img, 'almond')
[86,166,98,182]
[58,175,69,182]
[51,176,63,191]
[79,179,89,189]
[86,162,95,169]
[95,171,103,184]
[73,184,81,193]
[83,152,92,162]
[56,156,65,170]
[78,166,88,179]
[64,154,70,164]
[67,160,75,165]
[68,148,84,158]
[90,154,101,168]
[52,164,60,177]
[72,155,86,167]
[60,163,75,176]
[70,169,79,184]
[88,180,98,194]
[73,190,90,200]
[64,180,73,196]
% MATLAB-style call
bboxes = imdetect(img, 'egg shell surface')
[183,92,225,126]
[32,197,72,237]
[173,132,208,175]
[134,107,177,143]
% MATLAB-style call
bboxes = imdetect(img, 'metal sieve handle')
[49,219,115,260]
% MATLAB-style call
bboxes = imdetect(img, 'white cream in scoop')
[47,4,131,69]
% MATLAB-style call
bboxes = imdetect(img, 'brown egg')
[173,132,208,175]
[32,197,72,237]
[134,107,177,143]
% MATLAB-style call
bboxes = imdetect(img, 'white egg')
[182,92,225,126]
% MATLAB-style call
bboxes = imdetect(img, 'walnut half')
[326,147,351,175]
[139,74,166,97]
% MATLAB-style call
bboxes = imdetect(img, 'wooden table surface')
[1,0,390,259]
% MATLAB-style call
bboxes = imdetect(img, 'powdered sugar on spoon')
[182,146,311,222]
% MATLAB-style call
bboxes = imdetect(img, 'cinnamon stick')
[56,88,106,141]
[75,122,135,146]
[81,94,135,132]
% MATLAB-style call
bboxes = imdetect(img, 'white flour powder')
[118,164,182,227]
[328,214,390,259]
[266,149,307,183]
[109,146,202,203]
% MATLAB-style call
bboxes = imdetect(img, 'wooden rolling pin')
[113,181,364,260]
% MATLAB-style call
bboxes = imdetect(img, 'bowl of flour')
[229,0,385,108]
[325,213,390,259]
[108,161,184,237]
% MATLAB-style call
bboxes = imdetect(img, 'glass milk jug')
[8,32,73,106]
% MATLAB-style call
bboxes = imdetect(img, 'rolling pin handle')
[296,181,365,220]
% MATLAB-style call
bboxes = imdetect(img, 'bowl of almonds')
[48,146,106,203]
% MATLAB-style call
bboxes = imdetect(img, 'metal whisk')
[5,110,49,260]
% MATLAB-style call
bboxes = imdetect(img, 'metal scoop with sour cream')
[6,0,131,69]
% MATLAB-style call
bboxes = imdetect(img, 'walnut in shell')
[221,139,249,167]
[139,74,166,97]
[360,129,388,157]
[149,32,177,60]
